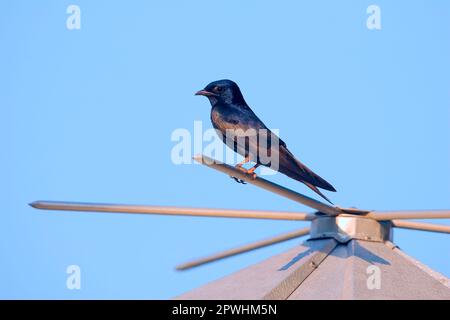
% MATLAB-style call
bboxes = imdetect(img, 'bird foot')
[247,171,257,180]
[230,166,257,184]
[244,165,258,180]
[231,166,247,184]
[235,165,247,172]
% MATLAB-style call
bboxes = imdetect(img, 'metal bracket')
[309,216,393,243]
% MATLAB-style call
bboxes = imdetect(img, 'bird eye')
[214,86,222,92]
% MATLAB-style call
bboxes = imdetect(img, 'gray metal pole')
[193,154,341,216]
[392,220,450,234]
[29,201,316,221]
[176,227,310,270]
[367,210,450,221]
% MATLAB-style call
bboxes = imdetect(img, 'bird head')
[195,79,246,106]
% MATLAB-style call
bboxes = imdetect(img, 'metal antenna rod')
[29,201,315,221]
[367,210,450,221]
[392,220,450,234]
[176,227,310,270]
[193,154,341,216]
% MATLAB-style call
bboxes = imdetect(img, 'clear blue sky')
[1,1,449,299]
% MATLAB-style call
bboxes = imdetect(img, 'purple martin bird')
[195,79,336,204]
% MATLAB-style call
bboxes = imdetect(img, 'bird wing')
[214,107,288,161]
[277,145,336,192]
[214,105,336,200]
[241,108,335,192]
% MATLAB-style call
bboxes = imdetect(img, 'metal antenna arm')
[29,201,315,221]
[367,210,450,221]
[176,227,310,270]
[193,154,340,216]
[392,220,450,234]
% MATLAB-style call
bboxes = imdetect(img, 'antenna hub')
[309,216,393,243]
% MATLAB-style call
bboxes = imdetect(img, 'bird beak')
[195,90,217,97]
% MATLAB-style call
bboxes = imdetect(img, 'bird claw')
[230,176,247,184]
[248,172,257,180]
[230,164,258,183]
[242,168,257,180]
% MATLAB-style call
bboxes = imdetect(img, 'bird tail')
[293,159,336,192]
[302,182,334,205]
[281,166,335,204]
[277,146,336,203]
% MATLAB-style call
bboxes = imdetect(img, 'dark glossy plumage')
[196,79,336,203]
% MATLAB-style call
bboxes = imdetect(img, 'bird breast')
[210,107,238,133]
